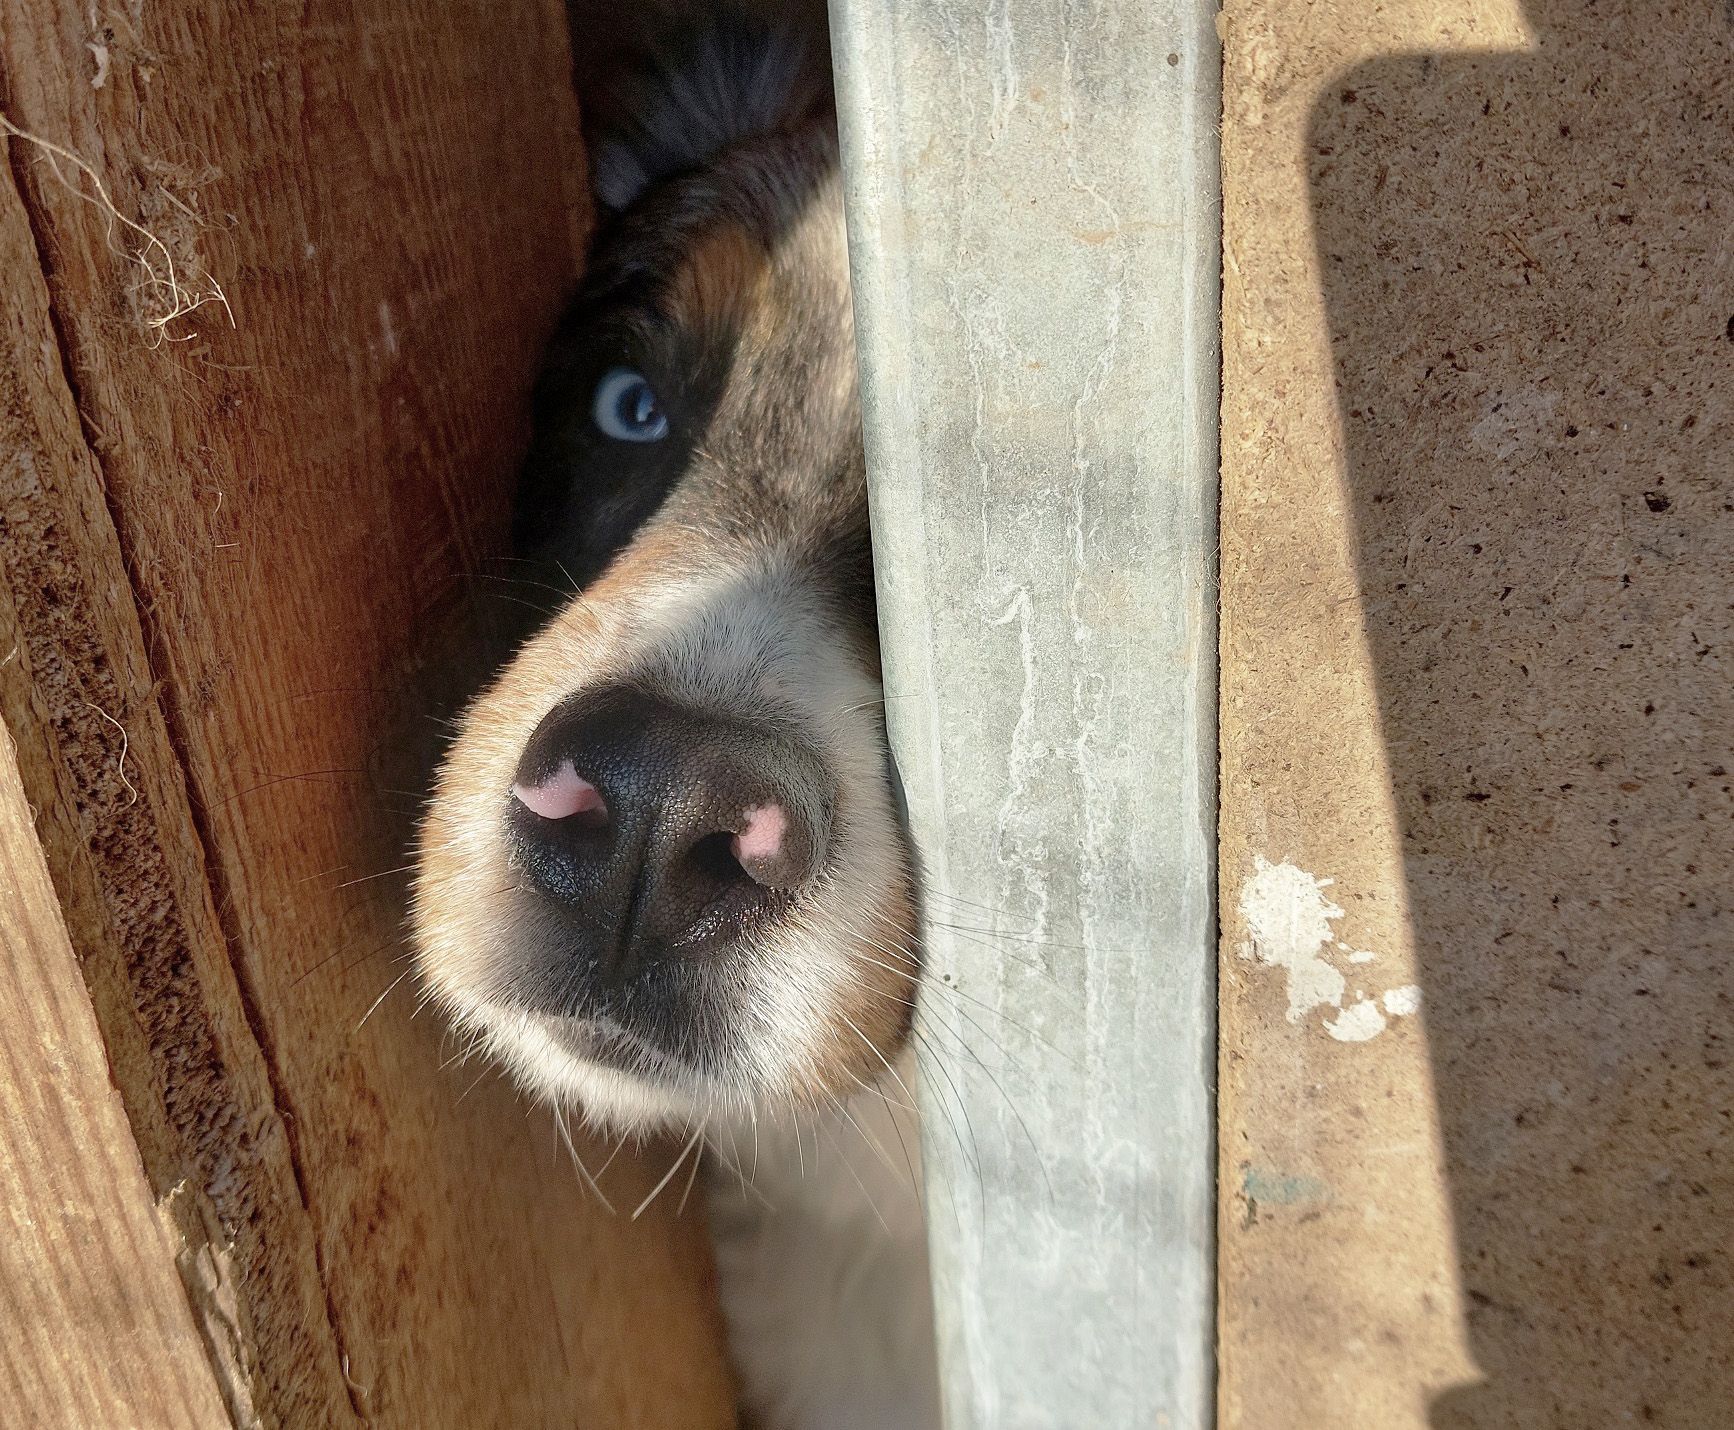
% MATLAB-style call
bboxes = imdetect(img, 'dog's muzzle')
[506,686,835,993]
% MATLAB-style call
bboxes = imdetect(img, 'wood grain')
[0,1,736,1424]
[0,724,230,1430]
[0,116,352,1426]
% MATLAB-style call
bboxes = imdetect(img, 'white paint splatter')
[1238,857,1420,1043]
[1237,857,1346,1022]
[1326,999,1387,1042]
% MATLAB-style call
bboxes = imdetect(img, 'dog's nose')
[506,689,832,979]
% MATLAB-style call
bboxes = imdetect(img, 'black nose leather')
[507,688,833,983]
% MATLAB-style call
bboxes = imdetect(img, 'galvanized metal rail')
[830,2,1221,1423]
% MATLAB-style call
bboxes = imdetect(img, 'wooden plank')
[0,1,736,1425]
[0,120,353,1427]
[830,2,1220,1424]
[0,723,231,1429]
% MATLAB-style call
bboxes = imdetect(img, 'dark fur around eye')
[514,299,733,585]
[511,11,827,586]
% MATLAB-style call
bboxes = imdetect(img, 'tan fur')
[669,221,774,335]
[415,456,914,1131]
[412,22,937,1421]
[412,23,913,1136]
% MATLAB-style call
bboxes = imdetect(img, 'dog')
[410,16,941,1427]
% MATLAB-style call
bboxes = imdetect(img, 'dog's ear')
[582,8,831,214]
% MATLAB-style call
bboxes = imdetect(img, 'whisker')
[477,590,559,619]
[916,1007,1054,1207]
[473,571,578,601]
[838,1007,980,1190]
[834,1094,907,1190]
[675,1132,706,1217]
[454,1064,493,1105]
[334,862,418,891]
[819,1109,891,1237]
[217,768,365,806]
[828,912,1080,1067]
[555,1106,617,1215]
[927,915,1126,960]
[908,1019,983,1186]
[922,917,1066,981]
[707,1130,776,1211]
[923,885,1039,926]
[633,1126,703,1221]
[293,934,398,987]
[594,1131,630,1184]
[355,966,414,1031]
[867,1077,922,1201]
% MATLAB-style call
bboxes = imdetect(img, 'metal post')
[829,2,1220,1424]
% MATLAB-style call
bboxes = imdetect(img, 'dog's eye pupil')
[593,366,670,443]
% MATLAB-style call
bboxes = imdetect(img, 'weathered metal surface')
[830,3,1220,1423]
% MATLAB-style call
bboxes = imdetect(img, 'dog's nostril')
[685,829,762,901]
[507,689,834,977]
[732,802,800,889]
[512,758,609,828]
[689,828,749,877]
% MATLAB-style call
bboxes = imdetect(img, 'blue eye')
[592,366,670,442]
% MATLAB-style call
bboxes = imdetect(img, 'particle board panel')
[1221,1,1734,1424]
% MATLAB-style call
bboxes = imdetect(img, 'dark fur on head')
[586,14,830,213]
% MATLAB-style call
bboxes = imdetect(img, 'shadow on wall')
[1311,2,1733,1423]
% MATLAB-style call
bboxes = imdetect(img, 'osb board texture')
[0,2,735,1427]
[1221,1,1734,1426]
[0,725,229,1428]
